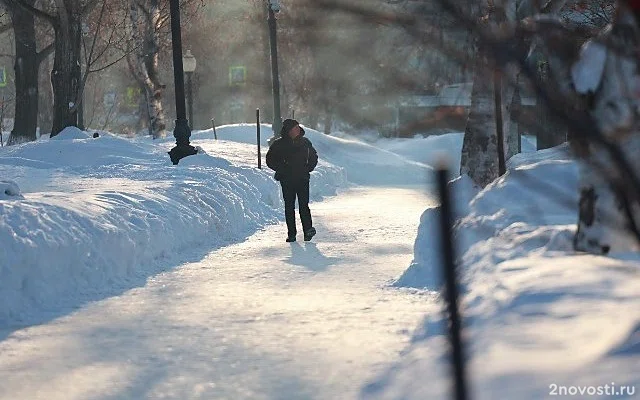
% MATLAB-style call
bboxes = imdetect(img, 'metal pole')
[167,0,196,164]
[267,5,282,137]
[0,96,4,147]
[494,71,506,176]
[436,167,468,400]
[292,109,295,119]
[257,109,262,169]
[211,118,217,140]
[187,72,194,130]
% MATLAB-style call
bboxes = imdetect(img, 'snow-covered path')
[0,186,438,400]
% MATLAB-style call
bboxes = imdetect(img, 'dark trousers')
[281,179,313,236]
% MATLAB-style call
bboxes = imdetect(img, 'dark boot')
[286,234,296,242]
[304,227,316,241]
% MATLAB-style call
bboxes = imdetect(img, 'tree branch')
[36,42,55,64]
[5,0,56,24]
[88,51,130,73]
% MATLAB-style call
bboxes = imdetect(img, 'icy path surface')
[0,186,438,400]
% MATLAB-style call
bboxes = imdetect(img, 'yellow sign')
[0,67,6,88]
[126,87,141,108]
[229,66,246,86]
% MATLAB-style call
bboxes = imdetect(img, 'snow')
[0,180,22,200]
[50,126,91,140]
[206,124,433,185]
[0,124,638,399]
[373,132,537,175]
[0,125,345,323]
[384,143,640,399]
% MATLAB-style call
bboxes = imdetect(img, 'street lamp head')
[268,0,280,12]
[183,49,197,73]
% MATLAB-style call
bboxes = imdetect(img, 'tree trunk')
[537,108,567,150]
[39,54,54,136]
[128,0,166,139]
[574,138,640,254]
[50,18,82,137]
[573,7,640,254]
[307,110,319,130]
[508,77,521,157]
[460,62,500,187]
[323,111,332,135]
[8,1,38,145]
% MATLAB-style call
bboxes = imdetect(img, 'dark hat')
[281,118,299,136]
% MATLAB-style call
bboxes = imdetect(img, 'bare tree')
[125,0,202,138]
[306,0,640,254]
[126,0,167,138]
[1,0,53,144]
[4,0,102,136]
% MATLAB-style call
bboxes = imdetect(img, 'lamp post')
[267,0,282,138]
[167,0,197,165]
[183,49,196,130]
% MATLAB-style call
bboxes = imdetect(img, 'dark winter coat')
[266,128,318,182]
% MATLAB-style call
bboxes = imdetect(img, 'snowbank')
[0,180,23,200]
[375,132,538,174]
[376,133,464,170]
[378,144,640,398]
[396,143,580,289]
[50,126,91,140]
[0,126,346,324]
[204,124,433,186]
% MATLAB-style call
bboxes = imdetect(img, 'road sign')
[126,87,141,108]
[229,66,246,86]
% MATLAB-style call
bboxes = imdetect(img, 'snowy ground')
[385,144,640,399]
[0,185,437,400]
[0,125,638,399]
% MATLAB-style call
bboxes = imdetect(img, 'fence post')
[257,109,262,169]
[436,166,468,400]
[211,117,217,140]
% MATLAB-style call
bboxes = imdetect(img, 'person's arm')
[266,141,284,172]
[306,140,318,172]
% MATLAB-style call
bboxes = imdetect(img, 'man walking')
[266,119,318,242]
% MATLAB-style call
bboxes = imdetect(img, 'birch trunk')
[573,7,640,253]
[128,0,166,138]
[460,59,499,187]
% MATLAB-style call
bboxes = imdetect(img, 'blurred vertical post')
[267,0,282,137]
[211,118,217,140]
[257,109,262,169]
[0,96,4,147]
[436,166,468,400]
